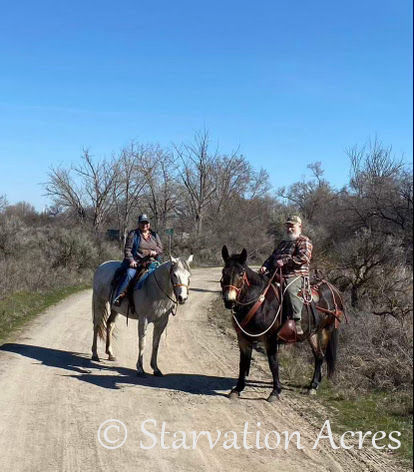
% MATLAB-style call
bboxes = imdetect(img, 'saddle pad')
[136,262,159,289]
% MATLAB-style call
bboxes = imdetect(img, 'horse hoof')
[308,388,317,396]
[108,355,117,361]
[267,393,280,403]
[92,354,100,362]
[136,370,147,377]
[153,370,164,377]
[228,390,240,400]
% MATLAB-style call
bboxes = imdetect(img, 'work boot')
[113,292,126,307]
[294,319,304,336]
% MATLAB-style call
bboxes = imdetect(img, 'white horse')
[92,255,193,376]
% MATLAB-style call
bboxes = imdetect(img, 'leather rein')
[222,269,345,335]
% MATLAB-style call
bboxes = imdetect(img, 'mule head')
[170,255,193,304]
[221,246,248,309]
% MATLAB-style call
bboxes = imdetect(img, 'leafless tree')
[175,130,218,236]
[277,162,335,222]
[0,195,8,213]
[139,145,178,231]
[45,149,118,233]
[112,143,147,245]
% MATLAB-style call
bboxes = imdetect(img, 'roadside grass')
[0,284,90,344]
[208,295,413,469]
[278,350,413,469]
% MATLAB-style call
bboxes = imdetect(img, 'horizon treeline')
[0,132,412,323]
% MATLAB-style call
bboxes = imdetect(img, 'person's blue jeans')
[114,262,137,300]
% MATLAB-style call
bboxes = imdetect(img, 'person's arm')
[154,233,163,257]
[124,230,136,263]
[288,238,313,268]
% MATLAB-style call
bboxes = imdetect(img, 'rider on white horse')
[113,214,163,306]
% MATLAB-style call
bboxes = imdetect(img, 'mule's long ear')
[222,245,229,262]
[240,248,247,264]
[187,254,194,265]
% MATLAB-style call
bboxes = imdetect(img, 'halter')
[220,271,250,301]
[153,262,190,313]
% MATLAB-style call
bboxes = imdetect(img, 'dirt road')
[0,268,401,472]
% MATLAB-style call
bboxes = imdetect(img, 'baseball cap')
[285,215,302,225]
[138,214,150,223]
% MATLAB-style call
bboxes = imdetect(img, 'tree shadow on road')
[0,343,235,397]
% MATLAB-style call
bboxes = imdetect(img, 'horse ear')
[170,256,178,264]
[187,254,194,265]
[240,248,247,264]
[222,245,229,262]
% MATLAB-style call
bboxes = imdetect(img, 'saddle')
[110,256,152,314]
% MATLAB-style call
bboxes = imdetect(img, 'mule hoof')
[136,370,147,377]
[228,390,240,400]
[267,393,280,403]
[92,354,100,362]
[308,388,317,396]
[108,355,117,361]
[153,370,164,377]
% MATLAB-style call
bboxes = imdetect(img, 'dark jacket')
[124,229,163,264]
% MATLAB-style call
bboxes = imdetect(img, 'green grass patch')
[278,349,413,469]
[0,284,90,344]
[316,384,413,467]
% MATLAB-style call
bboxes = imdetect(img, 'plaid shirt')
[263,235,313,277]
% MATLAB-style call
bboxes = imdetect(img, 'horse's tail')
[92,290,111,342]
[325,327,339,378]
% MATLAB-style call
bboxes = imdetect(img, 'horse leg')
[105,310,119,361]
[136,317,148,376]
[229,335,252,399]
[308,330,329,394]
[92,295,103,361]
[92,323,100,361]
[150,315,168,377]
[264,336,282,402]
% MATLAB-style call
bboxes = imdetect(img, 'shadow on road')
[0,343,235,397]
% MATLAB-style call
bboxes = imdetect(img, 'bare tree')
[45,149,118,233]
[277,162,335,222]
[112,143,147,245]
[0,195,8,213]
[139,145,178,231]
[175,130,218,236]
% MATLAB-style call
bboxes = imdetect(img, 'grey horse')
[92,256,193,376]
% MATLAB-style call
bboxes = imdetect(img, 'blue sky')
[0,0,412,210]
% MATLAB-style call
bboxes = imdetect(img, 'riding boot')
[294,319,304,335]
[113,291,126,307]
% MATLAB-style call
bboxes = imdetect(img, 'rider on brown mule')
[221,243,345,401]
[259,215,312,335]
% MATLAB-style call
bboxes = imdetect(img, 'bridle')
[220,270,251,303]
[153,262,191,311]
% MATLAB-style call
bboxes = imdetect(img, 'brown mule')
[221,245,345,401]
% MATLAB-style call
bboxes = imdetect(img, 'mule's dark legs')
[105,310,119,361]
[264,337,282,402]
[308,330,329,394]
[136,317,148,376]
[229,335,252,399]
[150,314,169,376]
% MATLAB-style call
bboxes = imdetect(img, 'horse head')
[170,255,193,304]
[221,245,248,309]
